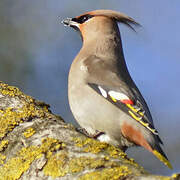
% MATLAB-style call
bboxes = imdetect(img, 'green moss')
[23,128,35,138]
[43,155,130,178]
[74,137,108,153]
[44,155,105,178]
[0,82,51,140]
[42,138,142,179]
[0,83,25,97]
[0,140,8,152]
[0,137,64,180]
[74,137,127,158]
[162,178,171,180]
[172,173,180,179]
[43,152,68,178]
[0,153,6,164]
[106,144,127,159]
[0,104,48,139]
[69,157,105,173]
[78,166,132,180]
[0,82,34,103]
[0,146,41,179]
[74,137,145,170]
[157,177,171,180]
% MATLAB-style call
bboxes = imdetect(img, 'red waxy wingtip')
[120,99,134,105]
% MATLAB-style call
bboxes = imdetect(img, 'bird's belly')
[68,84,131,144]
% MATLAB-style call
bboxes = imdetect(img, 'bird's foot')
[76,127,104,139]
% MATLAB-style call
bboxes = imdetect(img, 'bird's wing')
[84,55,173,169]
[84,55,159,137]
[89,83,158,135]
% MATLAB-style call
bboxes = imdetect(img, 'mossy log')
[0,81,178,180]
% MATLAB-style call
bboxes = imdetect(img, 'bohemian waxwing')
[62,9,172,169]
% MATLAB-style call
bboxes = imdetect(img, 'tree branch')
[0,82,178,180]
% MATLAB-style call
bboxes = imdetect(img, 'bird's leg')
[121,146,128,152]
[76,127,105,139]
[76,127,91,137]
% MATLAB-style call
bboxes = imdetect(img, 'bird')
[62,9,172,169]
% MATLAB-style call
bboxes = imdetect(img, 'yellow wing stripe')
[138,111,144,116]
[109,95,117,102]
[126,104,144,116]
[153,150,173,169]
[109,95,157,135]
[110,94,143,117]
[128,111,144,122]
[128,110,157,134]
[126,104,139,113]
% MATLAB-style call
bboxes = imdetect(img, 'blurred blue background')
[0,0,179,175]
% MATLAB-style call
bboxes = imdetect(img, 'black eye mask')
[72,15,93,24]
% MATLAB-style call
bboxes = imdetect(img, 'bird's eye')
[73,15,93,24]
[82,16,89,22]
[79,15,93,23]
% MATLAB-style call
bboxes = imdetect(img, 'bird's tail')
[151,143,172,169]
[121,122,172,168]
[145,134,173,169]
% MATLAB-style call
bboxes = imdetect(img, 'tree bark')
[0,81,178,180]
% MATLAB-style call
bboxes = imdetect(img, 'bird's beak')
[61,18,79,28]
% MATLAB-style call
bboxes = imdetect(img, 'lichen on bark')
[0,82,178,180]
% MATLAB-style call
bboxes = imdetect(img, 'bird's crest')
[76,9,141,31]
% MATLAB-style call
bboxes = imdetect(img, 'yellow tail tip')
[153,150,173,169]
